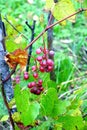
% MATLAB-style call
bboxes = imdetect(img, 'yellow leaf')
[8,98,15,109]
[52,0,76,24]
[45,0,76,25]
[71,108,82,116]
[45,0,55,10]
[0,115,9,122]
[14,35,23,44]
[12,112,21,122]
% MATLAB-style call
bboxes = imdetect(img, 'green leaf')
[14,84,40,126]
[31,118,52,130]
[58,115,84,130]
[40,88,58,116]
[21,102,40,126]
[52,100,71,117]
[14,84,24,112]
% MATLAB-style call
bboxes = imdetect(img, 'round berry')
[27,83,33,88]
[37,56,42,62]
[42,60,47,66]
[30,87,37,94]
[48,66,53,71]
[32,65,37,71]
[39,87,44,91]
[33,72,38,79]
[36,48,41,54]
[39,66,45,72]
[31,82,36,87]
[36,90,41,95]
[47,59,54,66]
[24,74,29,80]
[24,72,29,80]
[38,79,43,85]
[49,50,55,57]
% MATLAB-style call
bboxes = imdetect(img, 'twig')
[25,8,87,50]
[25,20,36,72]
[4,17,28,40]
[1,83,15,130]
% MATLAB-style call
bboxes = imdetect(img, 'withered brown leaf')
[5,49,28,70]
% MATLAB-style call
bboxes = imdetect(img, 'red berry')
[37,56,42,62]
[36,90,41,95]
[32,65,37,71]
[47,59,54,66]
[31,82,36,87]
[36,48,41,54]
[42,60,47,66]
[48,66,53,71]
[27,83,33,88]
[33,72,38,79]
[39,66,45,72]
[38,79,43,85]
[24,74,29,80]
[39,87,44,91]
[30,87,37,94]
[24,72,29,80]
[49,50,55,57]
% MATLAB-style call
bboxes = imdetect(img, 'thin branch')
[1,83,15,130]
[25,8,87,50]
[25,21,32,30]
[4,17,28,40]
[25,20,36,72]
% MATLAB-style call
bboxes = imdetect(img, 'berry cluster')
[16,47,55,95]
[27,79,44,95]
[32,48,54,73]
